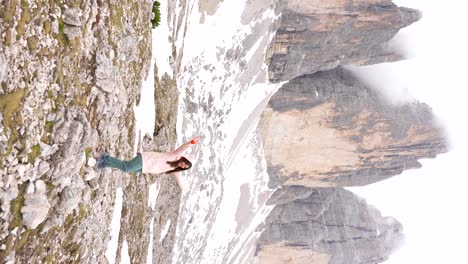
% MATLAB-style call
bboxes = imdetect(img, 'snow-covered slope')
[169,0,282,263]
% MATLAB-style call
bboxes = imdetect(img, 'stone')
[26,182,35,194]
[88,178,99,191]
[39,142,59,158]
[21,191,51,229]
[5,173,16,189]
[82,186,92,203]
[34,160,51,178]
[121,24,138,63]
[87,157,97,167]
[84,168,98,181]
[63,8,82,27]
[0,53,8,83]
[95,51,118,93]
[57,176,72,188]
[41,215,63,234]
[57,185,83,215]
[16,164,29,179]
[35,180,47,194]
[64,26,82,39]
[4,251,15,264]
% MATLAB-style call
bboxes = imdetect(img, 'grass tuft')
[28,144,41,163]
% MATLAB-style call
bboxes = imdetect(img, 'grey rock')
[0,53,8,83]
[6,150,18,165]
[39,142,59,158]
[16,164,30,179]
[95,51,118,93]
[41,215,63,234]
[51,113,98,186]
[57,185,83,216]
[84,167,98,181]
[21,191,51,229]
[46,112,56,122]
[56,176,72,189]
[82,186,92,203]
[35,180,47,194]
[34,160,51,179]
[5,173,16,189]
[64,26,82,39]
[63,8,82,27]
[121,24,138,63]
[88,178,99,190]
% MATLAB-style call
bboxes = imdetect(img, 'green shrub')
[151,1,161,29]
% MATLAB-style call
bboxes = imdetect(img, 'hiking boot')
[96,153,109,169]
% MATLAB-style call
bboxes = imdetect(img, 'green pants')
[103,153,142,173]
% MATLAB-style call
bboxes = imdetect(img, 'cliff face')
[257,2,445,262]
[260,67,446,188]
[255,187,403,264]
[267,0,421,82]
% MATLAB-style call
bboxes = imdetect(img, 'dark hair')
[165,157,192,174]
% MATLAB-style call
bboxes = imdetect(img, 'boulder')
[21,191,51,229]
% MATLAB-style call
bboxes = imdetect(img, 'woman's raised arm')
[173,136,200,155]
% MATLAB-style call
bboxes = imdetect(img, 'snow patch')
[121,240,131,264]
[133,41,156,152]
[105,188,123,264]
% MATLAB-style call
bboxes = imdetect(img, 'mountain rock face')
[255,187,403,264]
[267,0,421,82]
[260,67,447,188]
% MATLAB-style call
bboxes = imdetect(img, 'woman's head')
[166,157,192,173]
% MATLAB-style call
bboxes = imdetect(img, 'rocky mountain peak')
[267,0,422,82]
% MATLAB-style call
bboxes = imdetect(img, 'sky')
[348,0,468,263]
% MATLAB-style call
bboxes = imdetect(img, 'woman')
[97,136,200,192]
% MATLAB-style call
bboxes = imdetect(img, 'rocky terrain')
[0,0,155,262]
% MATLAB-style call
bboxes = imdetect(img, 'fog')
[348,0,468,263]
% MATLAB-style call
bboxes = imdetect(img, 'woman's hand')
[191,136,201,144]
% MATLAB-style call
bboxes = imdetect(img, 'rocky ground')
[0,0,163,262]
